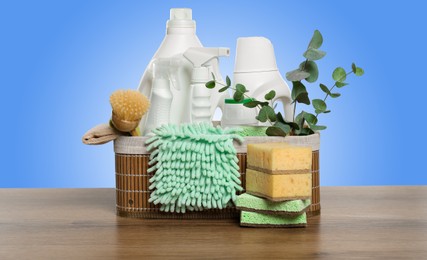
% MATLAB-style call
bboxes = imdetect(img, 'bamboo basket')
[114,133,320,219]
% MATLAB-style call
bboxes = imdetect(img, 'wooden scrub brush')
[110,89,150,136]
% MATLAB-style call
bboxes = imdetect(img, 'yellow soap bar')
[247,143,311,172]
[246,169,312,201]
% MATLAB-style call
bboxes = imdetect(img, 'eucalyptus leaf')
[205,80,216,89]
[274,122,291,134]
[256,106,268,122]
[355,67,364,76]
[332,67,346,82]
[243,100,260,108]
[352,63,357,74]
[219,86,229,92]
[286,69,310,82]
[226,76,231,87]
[298,127,315,136]
[312,99,327,112]
[309,124,327,131]
[236,84,247,94]
[265,90,276,100]
[266,126,287,137]
[295,111,306,129]
[300,60,319,83]
[336,82,349,88]
[330,93,341,98]
[323,110,331,113]
[291,81,310,105]
[303,48,326,61]
[262,106,277,122]
[303,112,318,125]
[320,83,331,95]
[308,30,323,49]
[233,91,244,102]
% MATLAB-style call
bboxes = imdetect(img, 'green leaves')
[320,84,330,95]
[286,69,310,82]
[243,100,260,108]
[336,82,349,88]
[332,67,347,82]
[352,63,364,76]
[264,90,276,100]
[303,48,326,61]
[205,80,216,89]
[291,81,310,105]
[312,99,327,113]
[300,61,319,83]
[226,76,231,86]
[256,106,276,123]
[308,30,323,49]
[233,84,247,102]
[330,93,341,98]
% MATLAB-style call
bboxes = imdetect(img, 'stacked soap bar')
[238,143,312,227]
[246,143,312,201]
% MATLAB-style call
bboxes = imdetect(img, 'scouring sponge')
[240,211,307,228]
[236,193,310,216]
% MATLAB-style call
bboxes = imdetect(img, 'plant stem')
[293,101,297,122]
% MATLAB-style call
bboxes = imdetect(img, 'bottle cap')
[167,8,195,28]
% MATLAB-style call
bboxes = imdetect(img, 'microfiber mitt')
[236,193,311,216]
[146,123,244,213]
[237,126,268,137]
[240,211,307,228]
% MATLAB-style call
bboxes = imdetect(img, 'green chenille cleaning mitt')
[145,123,244,213]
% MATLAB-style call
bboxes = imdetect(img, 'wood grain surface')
[0,187,426,259]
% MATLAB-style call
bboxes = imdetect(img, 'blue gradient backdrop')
[1,1,425,187]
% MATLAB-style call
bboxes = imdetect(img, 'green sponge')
[236,193,311,216]
[237,126,268,137]
[146,123,244,213]
[240,211,307,227]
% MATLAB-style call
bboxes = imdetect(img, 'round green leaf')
[303,48,326,61]
[308,30,323,49]
[273,122,291,134]
[233,91,244,102]
[264,90,276,101]
[330,93,341,98]
[300,61,319,83]
[205,81,216,89]
[319,83,331,95]
[312,99,327,112]
[355,67,364,76]
[332,67,346,82]
[286,69,310,82]
[303,112,318,125]
[291,81,310,105]
[262,106,277,122]
[236,84,247,94]
[256,107,268,122]
[309,124,327,131]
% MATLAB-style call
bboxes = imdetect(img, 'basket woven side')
[115,151,320,218]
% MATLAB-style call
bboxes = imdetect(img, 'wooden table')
[1,187,426,259]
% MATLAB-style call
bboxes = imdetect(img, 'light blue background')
[1,1,425,187]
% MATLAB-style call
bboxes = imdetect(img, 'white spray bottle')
[137,8,228,133]
[183,47,230,123]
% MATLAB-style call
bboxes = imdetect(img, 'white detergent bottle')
[137,8,228,133]
[183,47,230,123]
[233,37,294,123]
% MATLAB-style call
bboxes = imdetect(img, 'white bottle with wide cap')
[233,37,294,123]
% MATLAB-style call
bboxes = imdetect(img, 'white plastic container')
[144,78,172,135]
[137,8,228,134]
[221,99,258,127]
[233,37,294,122]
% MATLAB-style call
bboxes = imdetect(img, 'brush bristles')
[110,90,150,121]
